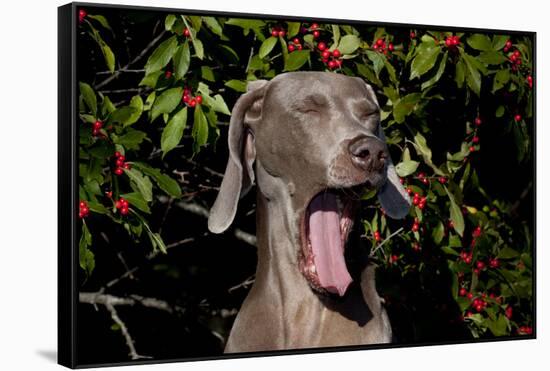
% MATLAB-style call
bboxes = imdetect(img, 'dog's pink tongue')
[309,193,353,296]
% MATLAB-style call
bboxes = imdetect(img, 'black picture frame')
[58,2,536,368]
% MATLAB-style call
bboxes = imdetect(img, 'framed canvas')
[58,2,536,368]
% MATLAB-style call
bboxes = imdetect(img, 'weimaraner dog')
[208,71,411,352]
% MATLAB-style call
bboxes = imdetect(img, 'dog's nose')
[348,136,387,172]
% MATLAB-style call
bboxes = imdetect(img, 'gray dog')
[208,71,411,352]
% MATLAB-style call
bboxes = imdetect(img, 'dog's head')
[208,72,410,296]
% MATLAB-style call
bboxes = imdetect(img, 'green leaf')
[259,36,278,59]
[433,221,445,244]
[120,192,151,213]
[225,79,247,92]
[411,41,441,80]
[173,41,191,80]
[467,34,493,51]
[462,53,482,96]
[79,82,97,115]
[393,93,422,123]
[192,105,209,153]
[192,38,204,60]
[109,106,139,126]
[79,223,95,277]
[144,35,178,75]
[337,35,361,54]
[164,14,176,31]
[413,132,444,175]
[225,18,266,39]
[492,69,510,93]
[395,160,420,177]
[151,87,183,122]
[161,107,187,157]
[498,246,520,259]
[495,105,505,118]
[139,70,163,88]
[455,59,465,88]
[132,162,182,198]
[492,35,509,50]
[201,66,215,82]
[88,15,112,31]
[421,51,448,90]
[206,94,231,116]
[113,129,147,150]
[284,50,310,71]
[487,315,508,336]
[444,186,465,236]
[287,22,301,38]
[365,50,385,78]
[478,51,507,65]
[124,168,153,202]
[203,17,224,37]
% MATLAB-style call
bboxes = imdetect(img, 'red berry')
[459,288,467,296]
[472,226,482,237]
[322,50,331,59]
[114,168,123,176]
[473,268,480,275]
[92,128,100,136]
[189,99,197,107]
[474,117,482,126]
[196,95,203,105]
[114,151,121,158]
[79,201,87,208]
[452,36,460,45]
[271,30,278,37]
[115,200,122,209]
[465,256,472,265]
[438,177,447,184]
[376,38,384,46]
[410,31,416,39]
[505,40,512,49]
[327,60,336,69]
[297,45,303,51]
[514,114,522,122]
[467,292,473,300]
[288,44,295,52]
[332,49,341,58]
[78,9,87,22]
[183,28,191,37]
[469,146,475,153]
[317,42,327,51]
[505,306,513,319]
[183,94,190,103]
[293,38,300,44]
[334,59,342,68]
[411,223,419,232]
[466,311,473,317]
[445,38,452,47]
[313,30,320,39]
[311,23,319,30]
[475,304,483,312]
[123,163,131,170]
[120,207,129,215]
[165,70,172,79]
[93,120,103,129]
[300,27,308,34]
[472,136,480,144]
[118,155,125,162]
[120,198,128,207]
[489,258,499,268]
[105,191,113,198]
[278,30,286,38]
[476,261,485,270]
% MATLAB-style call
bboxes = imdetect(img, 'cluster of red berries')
[270,26,287,38]
[373,230,381,242]
[92,120,104,137]
[115,197,130,215]
[78,9,87,23]
[182,87,203,108]
[444,35,461,49]
[508,49,522,68]
[526,75,533,89]
[304,23,321,39]
[517,326,533,335]
[412,192,427,210]
[113,151,130,176]
[316,43,343,69]
[287,37,304,52]
[79,200,90,219]
[373,38,394,54]
[466,117,482,153]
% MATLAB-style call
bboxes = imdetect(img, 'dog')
[208,71,411,352]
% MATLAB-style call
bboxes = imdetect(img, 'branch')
[80,292,186,315]
[104,302,149,360]
[158,196,257,247]
[369,227,404,258]
[94,30,167,90]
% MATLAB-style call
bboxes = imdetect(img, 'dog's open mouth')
[299,189,360,297]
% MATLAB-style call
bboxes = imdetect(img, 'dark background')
[75,5,534,365]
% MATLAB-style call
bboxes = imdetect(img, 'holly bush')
[77,6,534,356]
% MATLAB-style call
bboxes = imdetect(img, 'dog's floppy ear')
[361,81,411,219]
[208,80,268,234]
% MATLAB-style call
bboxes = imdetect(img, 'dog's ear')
[208,80,268,234]
[360,80,411,219]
